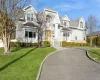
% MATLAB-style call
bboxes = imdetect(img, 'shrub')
[33,43,38,47]
[10,42,39,48]
[43,41,51,47]
[62,41,67,47]
[10,42,21,48]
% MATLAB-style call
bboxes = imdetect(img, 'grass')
[0,47,56,80]
[89,49,100,61]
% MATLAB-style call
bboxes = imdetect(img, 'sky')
[28,0,100,21]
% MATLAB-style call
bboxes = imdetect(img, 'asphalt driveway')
[39,49,100,80]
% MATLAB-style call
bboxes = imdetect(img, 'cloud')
[53,2,84,12]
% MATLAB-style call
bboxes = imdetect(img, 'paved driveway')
[39,49,100,80]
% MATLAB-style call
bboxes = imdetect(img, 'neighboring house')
[0,5,86,47]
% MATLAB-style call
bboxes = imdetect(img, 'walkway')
[39,49,100,80]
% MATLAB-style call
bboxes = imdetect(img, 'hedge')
[10,41,51,48]
[10,42,39,48]
[61,41,87,47]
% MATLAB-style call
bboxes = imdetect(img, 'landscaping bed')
[0,47,56,80]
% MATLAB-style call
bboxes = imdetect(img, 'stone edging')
[86,50,100,64]
[36,48,67,80]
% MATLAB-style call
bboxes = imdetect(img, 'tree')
[0,0,27,54]
[37,11,47,46]
[87,15,98,46]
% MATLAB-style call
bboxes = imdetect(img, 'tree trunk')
[90,37,93,47]
[2,33,11,54]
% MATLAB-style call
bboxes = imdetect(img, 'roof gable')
[23,5,37,13]
[61,15,70,21]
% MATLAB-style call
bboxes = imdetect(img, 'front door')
[46,30,52,41]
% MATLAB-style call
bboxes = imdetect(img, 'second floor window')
[80,22,83,28]
[27,14,33,21]
[64,21,66,26]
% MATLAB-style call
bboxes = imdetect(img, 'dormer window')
[80,22,83,28]
[27,14,33,21]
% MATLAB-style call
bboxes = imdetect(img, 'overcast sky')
[28,0,100,20]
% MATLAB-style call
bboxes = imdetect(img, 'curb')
[36,48,67,80]
[86,50,100,64]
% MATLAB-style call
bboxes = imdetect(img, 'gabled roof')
[44,8,57,13]
[23,5,37,13]
[61,15,70,21]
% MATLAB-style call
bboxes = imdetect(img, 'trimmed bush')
[43,41,51,47]
[61,41,87,47]
[10,42,39,48]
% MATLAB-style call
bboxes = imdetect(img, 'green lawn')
[89,49,100,61]
[0,47,56,80]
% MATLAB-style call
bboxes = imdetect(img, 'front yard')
[0,47,56,80]
[89,49,100,62]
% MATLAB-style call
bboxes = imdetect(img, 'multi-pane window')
[25,31,36,38]
[27,14,33,21]
[80,22,83,28]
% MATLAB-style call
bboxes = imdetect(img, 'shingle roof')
[70,19,79,27]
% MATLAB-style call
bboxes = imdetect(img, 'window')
[46,15,52,23]
[29,32,32,38]
[25,31,36,38]
[80,22,83,28]
[75,36,77,40]
[25,31,28,38]
[64,21,66,26]
[63,33,65,36]
[33,32,36,38]
[27,14,33,21]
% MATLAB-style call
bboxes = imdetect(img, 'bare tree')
[0,0,27,54]
[87,15,98,46]
[37,11,47,46]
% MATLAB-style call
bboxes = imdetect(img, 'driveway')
[39,49,100,80]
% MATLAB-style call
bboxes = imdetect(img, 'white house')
[0,5,86,47]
